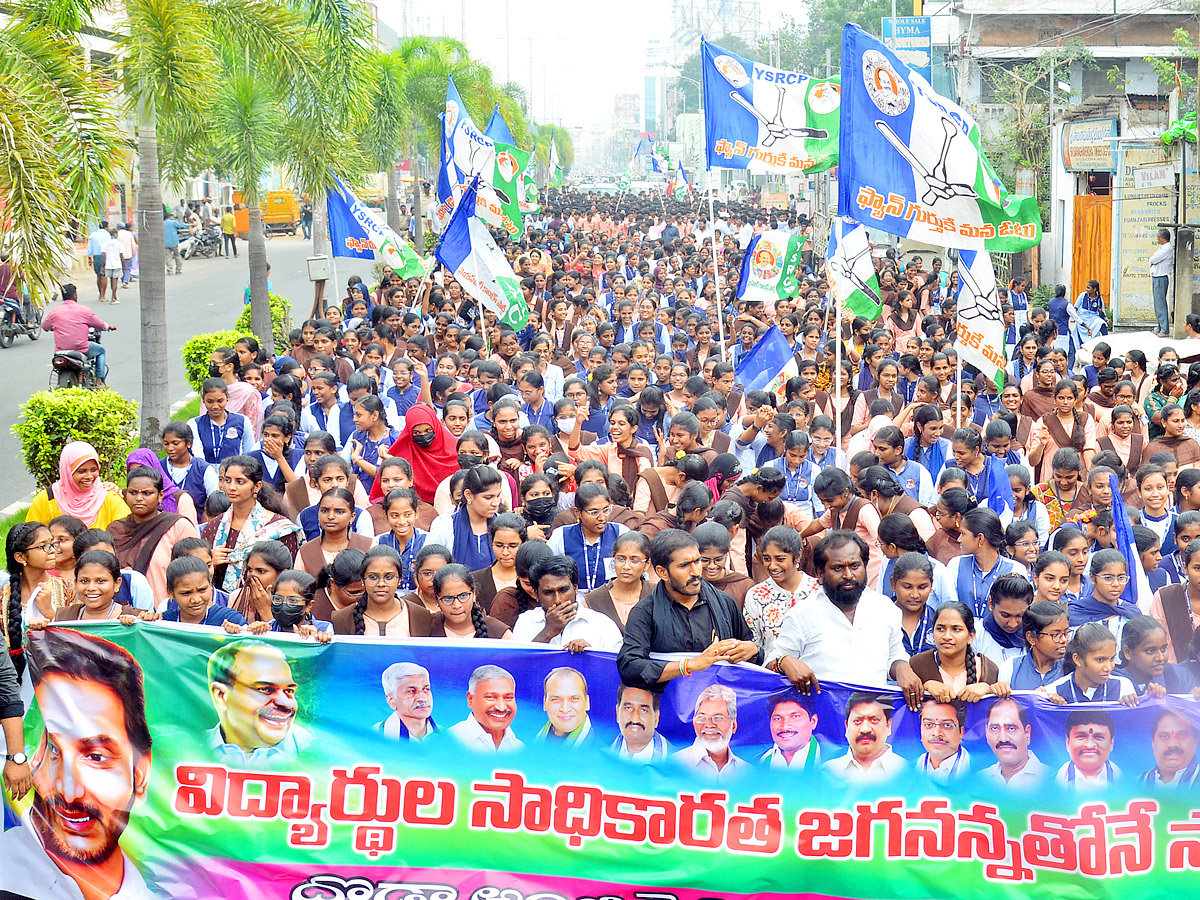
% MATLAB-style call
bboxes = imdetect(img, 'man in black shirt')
[617,529,761,691]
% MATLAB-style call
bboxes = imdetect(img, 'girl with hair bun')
[927,487,976,565]
[932,508,1027,617]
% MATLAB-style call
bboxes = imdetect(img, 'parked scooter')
[180,225,221,259]
[0,295,42,348]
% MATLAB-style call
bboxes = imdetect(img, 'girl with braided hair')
[429,564,512,640]
[909,601,1008,703]
[330,545,435,638]
[2,523,70,681]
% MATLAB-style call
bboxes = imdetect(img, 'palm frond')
[121,0,215,119]
[211,69,281,205]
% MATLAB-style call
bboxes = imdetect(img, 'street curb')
[170,391,199,414]
[2,390,201,517]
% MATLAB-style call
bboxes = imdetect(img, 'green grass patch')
[171,397,201,421]
[0,505,31,548]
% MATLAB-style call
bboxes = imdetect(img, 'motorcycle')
[50,327,101,389]
[180,225,221,259]
[0,295,42,348]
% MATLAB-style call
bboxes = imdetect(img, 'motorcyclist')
[0,253,22,324]
[41,283,116,387]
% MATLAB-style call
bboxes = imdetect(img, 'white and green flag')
[825,218,883,320]
[734,229,806,302]
[435,178,530,331]
[955,248,1006,388]
[548,135,562,187]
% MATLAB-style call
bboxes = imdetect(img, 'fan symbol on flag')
[730,85,830,146]
[829,241,882,306]
[875,115,978,206]
[956,262,1001,323]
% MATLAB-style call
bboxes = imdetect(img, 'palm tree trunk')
[385,166,401,233]
[247,205,271,345]
[137,106,169,447]
[410,127,424,251]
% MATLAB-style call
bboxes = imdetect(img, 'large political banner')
[5,623,1200,900]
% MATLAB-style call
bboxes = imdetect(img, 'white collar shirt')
[447,714,524,753]
[765,586,907,684]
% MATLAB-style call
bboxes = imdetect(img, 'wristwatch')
[5,752,27,765]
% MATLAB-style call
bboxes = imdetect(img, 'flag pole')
[706,167,726,352]
[955,350,963,432]
[835,290,842,456]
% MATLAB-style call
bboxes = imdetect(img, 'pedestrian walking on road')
[163,211,185,276]
[221,206,238,258]
[87,220,110,302]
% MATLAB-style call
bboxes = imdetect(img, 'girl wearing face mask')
[427,465,504,572]
[370,403,458,507]
[518,473,559,541]
[250,569,332,640]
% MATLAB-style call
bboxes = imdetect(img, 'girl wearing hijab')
[370,404,458,505]
[126,448,197,524]
[26,442,130,530]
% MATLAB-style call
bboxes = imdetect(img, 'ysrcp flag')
[702,39,839,174]
[435,177,530,331]
[484,106,516,144]
[436,76,526,238]
[839,24,1041,252]
[736,230,805,303]
[733,324,798,402]
[955,247,1006,388]
[548,135,562,187]
[670,158,690,201]
[326,174,427,278]
[825,218,883,320]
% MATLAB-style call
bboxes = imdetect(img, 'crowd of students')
[2,188,1199,784]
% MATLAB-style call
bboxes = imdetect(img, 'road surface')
[0,234,345,510]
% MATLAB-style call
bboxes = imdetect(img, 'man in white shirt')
[375,662,437,741]
[822,692,907,783]
[512,554,623,652]
[1140,709,1200,789]
[0,628,154,900]
[759,694,821,770]
[979,698,1049,789]
[673,684,751,781]
[767,531,924,710]
[1149,228,1174,337]
[610,684,672,762]
[447,664,523,753]
[1056,709,1121,790]
[915,699,971,783]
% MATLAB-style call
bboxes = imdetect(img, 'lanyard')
[583,540,601,590]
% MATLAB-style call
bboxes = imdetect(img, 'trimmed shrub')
[14,389,139,490]
[234,292,293,356]
[182,329,255,393]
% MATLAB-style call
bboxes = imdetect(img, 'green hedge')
[234,292,293,356]
[14,389,139,490]
[181,329,255,393]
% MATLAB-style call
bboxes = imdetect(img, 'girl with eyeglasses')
[2,523,70,681]
[547,484,628,593]
[998,600,1069,691]
[428,564,511,640]
[332,545,435,638]
[1068,550,1140,637]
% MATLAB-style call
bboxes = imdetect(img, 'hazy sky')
[375,0,794,129]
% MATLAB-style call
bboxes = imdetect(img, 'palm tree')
[0,15,125,302]
[363,46,411,235]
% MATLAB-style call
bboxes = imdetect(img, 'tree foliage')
[0,15,126,302]
[982,41,1095,224]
